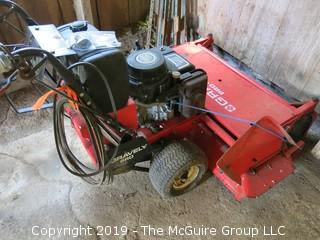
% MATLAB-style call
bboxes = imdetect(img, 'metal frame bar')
[5,92,53,114]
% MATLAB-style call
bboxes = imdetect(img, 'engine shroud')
[127,49,170,103]
[127,47,208,125]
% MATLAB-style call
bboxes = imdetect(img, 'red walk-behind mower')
[0,0,318,200]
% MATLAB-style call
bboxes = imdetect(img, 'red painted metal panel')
[214,152,295,201]
[202,115,236,146]
[216,116,286,184]
[187,122,228,171]
[174,43,298,138]
[117,99,138,129]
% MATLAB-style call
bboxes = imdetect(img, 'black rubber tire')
[149,140,208,197]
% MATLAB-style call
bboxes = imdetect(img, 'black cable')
[53,97,122,183]
[7,46,124,184]
[2,37,126,184]
[67,61,119,121]
[53,97,108,184]
[52,61,125,184]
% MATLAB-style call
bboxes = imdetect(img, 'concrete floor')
[0,90,320,240]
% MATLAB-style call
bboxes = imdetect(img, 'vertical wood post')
[73,0,94,24]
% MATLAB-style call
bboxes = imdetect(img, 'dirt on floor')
[0,89,320,240]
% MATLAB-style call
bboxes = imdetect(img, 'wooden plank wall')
[95,0,149,30]
[197,0,320,103]
[0,0,149,43]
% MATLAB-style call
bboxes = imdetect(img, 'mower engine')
[127,46,207,126]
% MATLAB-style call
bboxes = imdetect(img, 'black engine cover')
[81,49,130,114]
[127,49,169,103]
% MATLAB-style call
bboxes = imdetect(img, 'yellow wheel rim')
[172,165,200,190]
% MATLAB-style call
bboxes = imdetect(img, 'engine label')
[165,54,190,69]
[207,83,237,113]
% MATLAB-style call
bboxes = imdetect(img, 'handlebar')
[0,0,37,25]
[0,45,101,115]
[12,48,77,86]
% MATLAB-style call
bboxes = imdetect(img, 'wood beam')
[73,0,94,24]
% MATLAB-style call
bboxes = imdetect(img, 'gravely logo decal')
[112,144,148,164]
[207,83,237,113]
